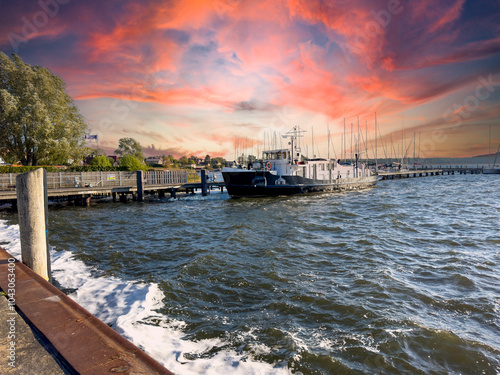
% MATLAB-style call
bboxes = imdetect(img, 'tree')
[115,138,144,160]
[0,53,88,165]
[119,155,148,171]
[211,157,226,168]
[91,155,113,168]
[164,154,175,166]
[179,155,188,165]
[204,154,211,165]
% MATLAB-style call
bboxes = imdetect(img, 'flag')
[85,135,97,140]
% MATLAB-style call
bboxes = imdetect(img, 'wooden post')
[201,169,208,196]
[16,168,51,282]
[137,170,144,201]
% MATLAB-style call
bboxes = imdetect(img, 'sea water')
[1,174,499,374]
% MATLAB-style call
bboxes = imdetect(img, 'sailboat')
[483,144,500,174]
[222,126,377,198]
[484,125,500,174]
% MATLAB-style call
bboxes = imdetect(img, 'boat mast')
[401,116,404,167]
[365,120,368,163]
[311,126,314,158]
[327,124,330,161]
[493,144,500,166]
[375,112,378,171]
[343,118,346,162]
[489,125,492,166]
[350,122,353,163]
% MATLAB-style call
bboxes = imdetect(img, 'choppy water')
[1,174,500,374]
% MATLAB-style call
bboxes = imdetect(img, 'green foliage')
[0,165,129,173]
[115,138,144,159]
[91,155,113,168]
[119,155,149,171]
[0,165,60,173]
[0,53,88,166]
[210,156,226,168]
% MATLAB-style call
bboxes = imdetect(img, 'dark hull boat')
[483,167,500,174]
[222,169,377,198]
[222,126,377,199]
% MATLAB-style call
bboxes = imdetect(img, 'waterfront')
[1,174,499,374]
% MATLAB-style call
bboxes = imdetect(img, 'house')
[145,156,164,166]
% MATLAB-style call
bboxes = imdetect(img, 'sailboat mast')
[413,132,416,165]
[375,112,378,171]
[327,124,330,161]
[350,122,353,162]
[489,125,492,166]
[365,120,368,162]
[357,116,360,160]
[343,118,346,162]
[401,117,404,166]
[311,126,314,158]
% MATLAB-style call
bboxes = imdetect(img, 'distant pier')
[378,166,483,180]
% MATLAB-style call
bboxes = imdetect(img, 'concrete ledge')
[0,247,174,375]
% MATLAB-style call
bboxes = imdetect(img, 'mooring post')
[137,170,144,201]
[16,168,51,282]
[201,169,208,196]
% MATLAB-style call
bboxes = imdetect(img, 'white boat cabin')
[254,149,371,180]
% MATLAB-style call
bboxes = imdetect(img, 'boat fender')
[265,162,272,171]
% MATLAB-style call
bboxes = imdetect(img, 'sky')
[1,0,500,160]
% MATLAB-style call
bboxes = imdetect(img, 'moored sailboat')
[483,144,500,174]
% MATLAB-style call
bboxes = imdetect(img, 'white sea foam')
[0,219,290,374]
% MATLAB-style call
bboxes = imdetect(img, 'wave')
[0,220,290,374]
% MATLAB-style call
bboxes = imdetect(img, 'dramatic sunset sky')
[1,0,500,159]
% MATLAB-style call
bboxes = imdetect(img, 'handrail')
[0,170,190,191]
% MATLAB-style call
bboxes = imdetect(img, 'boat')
[484,142,500,174]
[222,127,378,198]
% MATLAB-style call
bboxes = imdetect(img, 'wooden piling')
[16,168,51,282]
[201,169,208,196]
[137,170,144,201]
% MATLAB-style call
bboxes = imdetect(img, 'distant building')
[145,156,164,166]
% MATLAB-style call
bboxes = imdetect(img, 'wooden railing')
[0,170,190,191]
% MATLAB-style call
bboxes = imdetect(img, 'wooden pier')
[378,169,443,180]
[378,166,483,180]
[0,170,225,206]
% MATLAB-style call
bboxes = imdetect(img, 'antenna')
[282,126,306,164]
